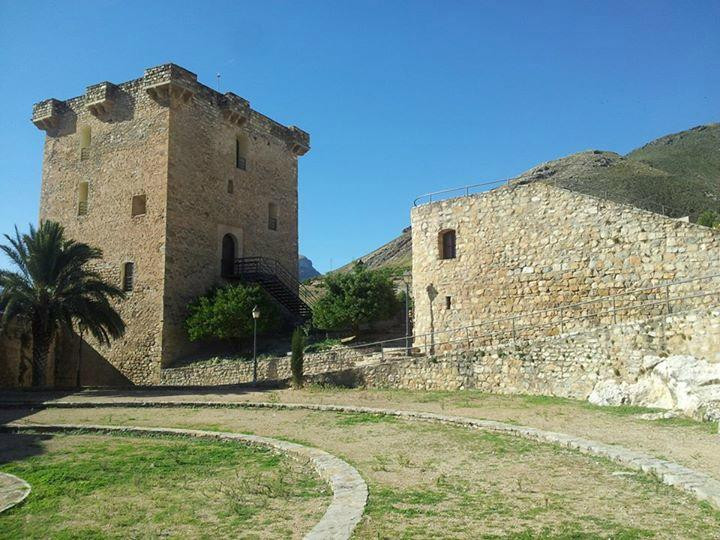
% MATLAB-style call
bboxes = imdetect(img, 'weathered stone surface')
[589,355,720,420]
[304,308,720,418]
[5,423,366,540]
[4,63,309,388]
[411,182,720,350]
[159,349,359,387]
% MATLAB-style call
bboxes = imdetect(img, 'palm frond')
[1,220,126,352]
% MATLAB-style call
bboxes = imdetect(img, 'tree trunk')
[18,333,32,386]
[31,317,52,388]
[75,330,83,388]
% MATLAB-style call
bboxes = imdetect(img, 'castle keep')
[30,63,310,385]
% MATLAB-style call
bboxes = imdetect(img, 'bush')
[312,262,401,332]
[185,284,280,348]
[697,210,720,228]
[290,327,305,389]
[304,338,341,354]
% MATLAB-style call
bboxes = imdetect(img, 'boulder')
[589,355,720,421]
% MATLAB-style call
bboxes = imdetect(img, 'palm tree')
[0,221,126,387]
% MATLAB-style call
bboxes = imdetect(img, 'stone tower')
[32,64,310,385]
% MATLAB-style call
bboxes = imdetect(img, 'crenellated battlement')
[31,63,309,153]
[85,81,119,117]
[32,98,65,130]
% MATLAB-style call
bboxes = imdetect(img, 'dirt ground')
[4,386,718,482]
[5,405,720,539]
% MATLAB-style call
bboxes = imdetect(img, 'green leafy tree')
[697,210,720,228]
[290,327,305,389]
[185,283,280,348]
[312,263,400,332]
[0,221,126,387]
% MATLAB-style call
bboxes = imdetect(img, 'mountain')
[626,123,720,211]
[333,227,412,275]
[327,121,719,278]
[514,123,720,218]
[298,255,321,282]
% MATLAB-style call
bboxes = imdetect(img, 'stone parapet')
[219,92,250,127]
[32,98,65,131]
[84,82,118,117]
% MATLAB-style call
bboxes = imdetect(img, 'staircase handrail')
[230,256,320,307]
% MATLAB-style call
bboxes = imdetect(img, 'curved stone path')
[0,472,31,514]
[3,423,367,540]
[5,399,719,510]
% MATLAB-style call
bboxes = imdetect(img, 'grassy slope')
[333,227,412,275]
[627,123,720,194]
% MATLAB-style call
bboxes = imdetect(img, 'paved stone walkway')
[5,399,719,511]
[4,423,367,540]
[0,472,31,513]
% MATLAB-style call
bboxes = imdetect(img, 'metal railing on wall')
[327,273,720,363]
[413,177,706,220]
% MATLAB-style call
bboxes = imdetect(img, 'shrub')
[312,262,401,332]
[185,283,280,348]
[697,210,720,228]
[290,327,305,389]
[304,338,341,354]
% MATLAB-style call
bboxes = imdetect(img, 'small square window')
[131,195,146,217]
[268,202,278,231]
[445,296,452,310]
[77,182,89,216]
[236,136,248,170]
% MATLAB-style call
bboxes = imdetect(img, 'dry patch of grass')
[14,406,720,539]
[0,433,329,539]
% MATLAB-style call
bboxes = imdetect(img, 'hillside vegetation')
[333,227,412,275]
[516,122,720,219]
[330,122,719,276]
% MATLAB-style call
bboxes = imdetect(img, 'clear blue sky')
[1,1,718,273]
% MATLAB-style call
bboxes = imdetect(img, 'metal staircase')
[222,257,317,324]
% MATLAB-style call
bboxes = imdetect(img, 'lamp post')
[401,271,412,354]
[252,305,260,385]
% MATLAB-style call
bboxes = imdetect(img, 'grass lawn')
[12,406,720,539]
[0,432,329,539]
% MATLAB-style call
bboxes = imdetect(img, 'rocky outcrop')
[589,355,720,421]
[334,227,412,274]
[299,255,321,281]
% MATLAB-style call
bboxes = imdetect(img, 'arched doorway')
[221,234,236,275]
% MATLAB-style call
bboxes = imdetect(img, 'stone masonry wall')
[32,64,308,385]
[37,76,170,384]
[0,324,58,389]
[317,306,720,399]
[161,78,301,366]
[159,349,358,387]
[410,182,720,348]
